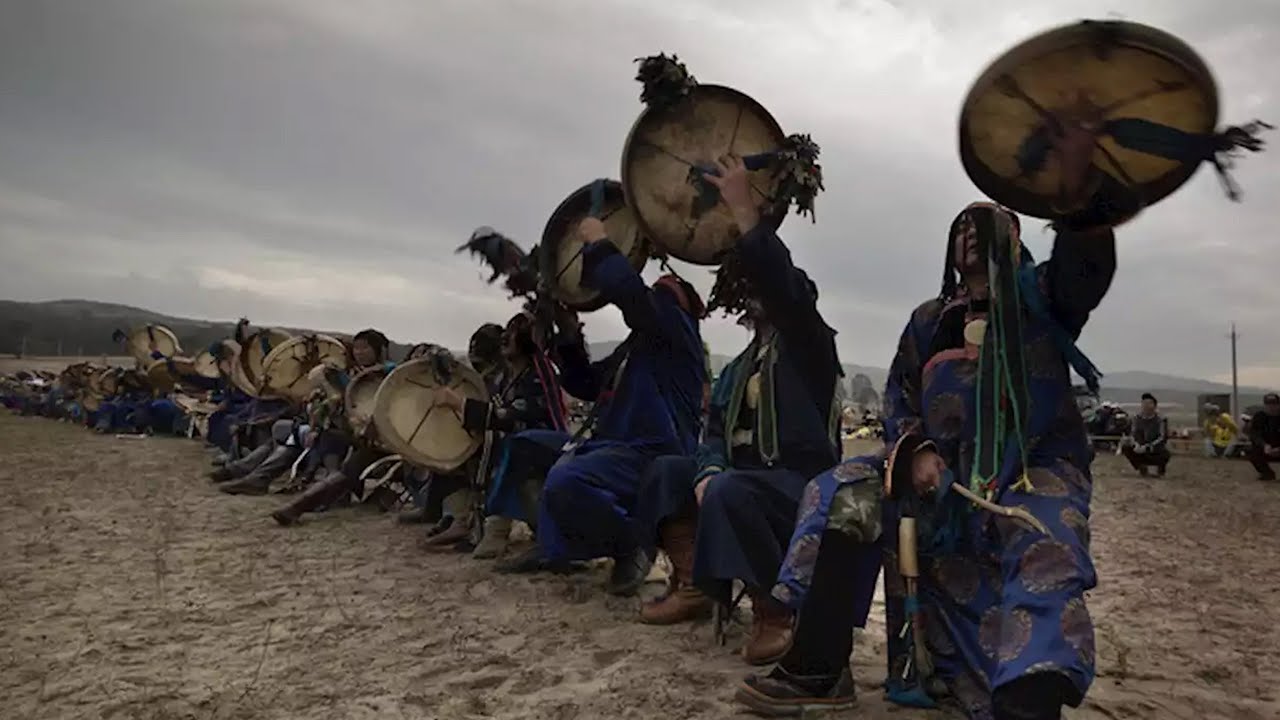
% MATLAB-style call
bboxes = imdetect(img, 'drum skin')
[371,356,490,473]
[959,20,1219,221]
[539,179,649,311]
[621,84,788,265]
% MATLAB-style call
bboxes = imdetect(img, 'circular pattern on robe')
[772,584,793,607]
[1061,598,1096,668]
[978,606,1004,660]
[934,556,983,605]
[1023,660,1064,675]
[999,608,1035,662]
[1019,540,1079,594]
[1059,506,1090,549]
[993,506,1036,548]
[926,392,968,440]
[832,460,878,483]
[1057,462,1093,495]
[784,532,822,578]
[1024,466,1070,498]
[1025,333,1067,380]
[797,479,823,519]
[882,551,906,598]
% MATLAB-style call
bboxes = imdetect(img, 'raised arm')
[735,224,822,335]
[1041,224,1117,339]
[580,239,669,342]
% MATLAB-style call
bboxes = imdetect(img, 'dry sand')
[1,415,1278,720]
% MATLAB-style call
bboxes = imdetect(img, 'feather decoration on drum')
[959,19,1269,229]
[455,226,540,297]
[622,53,824,267]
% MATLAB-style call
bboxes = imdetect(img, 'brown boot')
[743,594,794,665]
[640,516,713,625]
[270,472,353,526]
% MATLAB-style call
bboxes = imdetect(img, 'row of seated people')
[3,191,1116,720]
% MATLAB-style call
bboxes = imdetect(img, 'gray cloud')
[1,0,1277,383]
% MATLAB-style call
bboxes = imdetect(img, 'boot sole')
[270,511,298,527]
[734,684,855,717]
[638,607,713,625]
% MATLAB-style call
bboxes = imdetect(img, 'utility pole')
[56,338,63,356]
[1230,323,1240,420]
[19,335,26,358]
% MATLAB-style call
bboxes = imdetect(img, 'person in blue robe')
[738,199,1116,719]
[493,219,707,597]
[634,156,843,667]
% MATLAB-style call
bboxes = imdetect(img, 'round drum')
[194,339,238,380]
[959,20,1219,221]
[238,328,293,396]
[621,84,788,265]
[345,365,390,439]
[539,179,649,311]
[124,325,181,366]
[371,356,490,473]
[258,334,348,403]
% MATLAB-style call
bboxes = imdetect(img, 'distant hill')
[2,299,1270,417]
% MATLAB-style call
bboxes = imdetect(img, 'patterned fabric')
[773,455,884,610]
[772,225,1115,718]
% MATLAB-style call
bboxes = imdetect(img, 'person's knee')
[827,482,882,543]
[700,472,749,511]
[543,466,584,512]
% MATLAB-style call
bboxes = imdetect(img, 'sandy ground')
[1,416,1278,720]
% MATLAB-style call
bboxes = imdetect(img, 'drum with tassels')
[145,356,199,394]
[194,339,238,380]
[238,328,293,397]
[345,365,391,442]
[123,325,181,367]
[620,54,823,265]
[538,179,650,311]
[959,19,1270,228]
[371,354,490,473]
[258,334,348,403]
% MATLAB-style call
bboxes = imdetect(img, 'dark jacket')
[555,240,705,455]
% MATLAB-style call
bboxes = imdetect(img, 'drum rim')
[126,324,181,366]
[620,83,787,265]
[539,179,649,312]
[958,19,1220,220]
[259,333,347,402]
[238,328,293,397]
[344,364,390,434]
[370,356,490,472]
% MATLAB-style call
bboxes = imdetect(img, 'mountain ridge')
[2,299,1271,401]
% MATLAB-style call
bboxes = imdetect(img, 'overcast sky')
[1,0,1276,384]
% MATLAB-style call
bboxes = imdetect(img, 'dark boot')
[220,446,296,495]
[992,673,1078,720]
[270,472,354,526]
[605,547,652,597]
[736,666,856,717]
[640,516,712,624]
[209,443,271,483]
[398,506,432,525]
[744,594,794,666]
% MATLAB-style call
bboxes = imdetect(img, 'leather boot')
[640,516,713,624]
[422,488,474,550]
[472,516,513,559]
[743,594,794,666]
[209,443,271,483]
[220,446,296,495]
[270,472,353,526]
